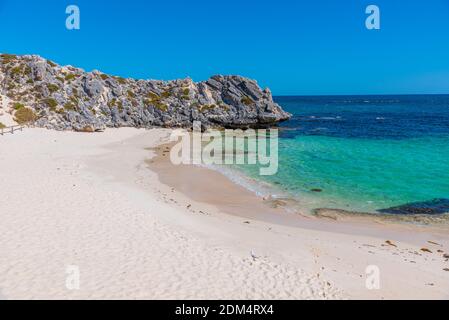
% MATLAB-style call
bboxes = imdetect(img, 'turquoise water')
[233,95,449,214]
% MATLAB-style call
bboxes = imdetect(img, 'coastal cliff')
[0,54,290,131]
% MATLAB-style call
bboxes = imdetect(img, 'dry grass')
[14,107,37,124]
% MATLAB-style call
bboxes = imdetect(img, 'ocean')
[232,95,449,215]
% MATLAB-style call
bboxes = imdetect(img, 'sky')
[1,0,449,95]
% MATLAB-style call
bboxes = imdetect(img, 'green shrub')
[146,92,165,109]
[24,66,32,75]
[143,93,167,112]
[13,102,25,110]
[47,83,59,93]
[147,92,160,101]
[1,54,16,63]
[0,122,6,129]
[64,102,76,111]
[182,88,190,95]
[11,66,22,76]
[100,74,109,80]
[198,104,216,113]
[14,107,37,124]
[47,60,57,67]
[241,96,254,106]
[117,100,124,112]
[69,95,79,105]
[43,98,58,111]
[65,74,76,81]
[148,92,159,99]
[114,76,127,84]
[108,98,117,108]
[161,90,172,99]
[154,102,168,112]
[127,90,135,98]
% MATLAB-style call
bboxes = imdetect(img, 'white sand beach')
[0,128,448,300]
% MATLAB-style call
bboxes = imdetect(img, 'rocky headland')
[0,53,291,131]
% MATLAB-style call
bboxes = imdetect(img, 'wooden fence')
[0,125,24,136]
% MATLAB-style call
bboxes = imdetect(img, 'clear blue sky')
[1,0,449,95]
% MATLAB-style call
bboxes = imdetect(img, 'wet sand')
[148,142,449,244]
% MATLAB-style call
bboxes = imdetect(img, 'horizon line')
[273,93,449,97]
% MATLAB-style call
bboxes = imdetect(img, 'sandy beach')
[0,128,448,300]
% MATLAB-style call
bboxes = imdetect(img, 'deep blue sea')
[236,95,449,215]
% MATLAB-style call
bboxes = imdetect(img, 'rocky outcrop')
[0,53,291,131]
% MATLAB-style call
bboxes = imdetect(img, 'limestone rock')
[0,53,291,130]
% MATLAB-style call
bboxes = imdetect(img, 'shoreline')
[146,136,449,299]
[148,140,449,237]
[1,128,448,299]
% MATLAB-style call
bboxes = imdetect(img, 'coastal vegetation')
[47,83,59,93]
[198,104,216,113]
[241,96,254,106]
[46,60,57,67]
[13,103,25,110]
[64,102,76,111]
[14,107,37,124]
[43,98,58,111]
[0,53,17,63]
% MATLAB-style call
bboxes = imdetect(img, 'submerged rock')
[0,53,291,130]
[313,207,449,225]
[377,198,449,215]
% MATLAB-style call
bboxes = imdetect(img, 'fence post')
[0,125,25,136]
